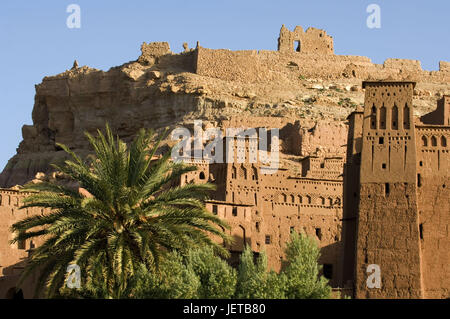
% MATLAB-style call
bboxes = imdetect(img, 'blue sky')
[0,0,449,171]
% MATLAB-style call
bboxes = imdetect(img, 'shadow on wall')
[0,258,39,299]
[317,241,342,288]
[5,287,23,299]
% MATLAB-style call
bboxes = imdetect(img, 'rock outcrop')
[1,26,449,187]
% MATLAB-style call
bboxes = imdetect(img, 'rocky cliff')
[1,27,449,187]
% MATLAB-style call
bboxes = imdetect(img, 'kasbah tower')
[343,82,449,298]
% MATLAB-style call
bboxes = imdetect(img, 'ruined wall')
[180,159,210,186]
[138,42,171,65]
[278,25,334,54]
[415,125,450,298]
[195,29,450,84]
[296,121,348,157]
[205,202,253,253]
[217,117,348,157]
[301,156,344,180]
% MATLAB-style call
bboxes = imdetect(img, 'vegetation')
[10,124,331,299]
[10,124,230,298]
[235,232,331,299]
[60,232,331,299]
[281,232,331,298]
[337,97,357,108]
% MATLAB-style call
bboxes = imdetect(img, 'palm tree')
[10,124,230,298]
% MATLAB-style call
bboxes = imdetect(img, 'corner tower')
[354,81,424,298]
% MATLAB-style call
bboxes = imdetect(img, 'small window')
[442,136,447,147]
[265,235,271,244]
[371,106,377,129]
[422,136,428,147]
[256,222,260,232]
[199,172,205,180]
[379,137,384,144]
[382,163,386,169]
[385,183,390,195]
[315,228,322,240]
[419,161,423,167]
[431,136,437,147]
[419,224,423,240]
[323,264,333,279]
[418,174,422,188]
[18,238,25,250]
[232,207,238,216]
[212,205,218,215]
[232,166,237,179]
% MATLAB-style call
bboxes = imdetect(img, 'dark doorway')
[323,264,333,279]
[5,288,24,299]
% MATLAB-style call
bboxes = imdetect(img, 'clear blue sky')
[0,0,449,171]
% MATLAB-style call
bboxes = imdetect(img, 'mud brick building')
[0,25,449,298]
[342,82,449,298]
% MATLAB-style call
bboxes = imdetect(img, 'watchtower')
[354,81,424,298]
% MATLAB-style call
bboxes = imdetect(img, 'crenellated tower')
[354,81,424,298]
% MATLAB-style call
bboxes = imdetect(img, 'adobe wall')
[205,201,253,253]
[195,46,371,83]
[300,157,344,179]
[420,96,450,126]
[355,82,423,298]
[340,109,364,291]
[0,190,46,299]
[257,174,343,278]
[355,183,423,298]
[213,155,344,285]
[138,41,171,65]
[278,25,334,54]
[415,125,450,298]
[175,126,346,286]
[194,25,450,84]
[217,117,348,157]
